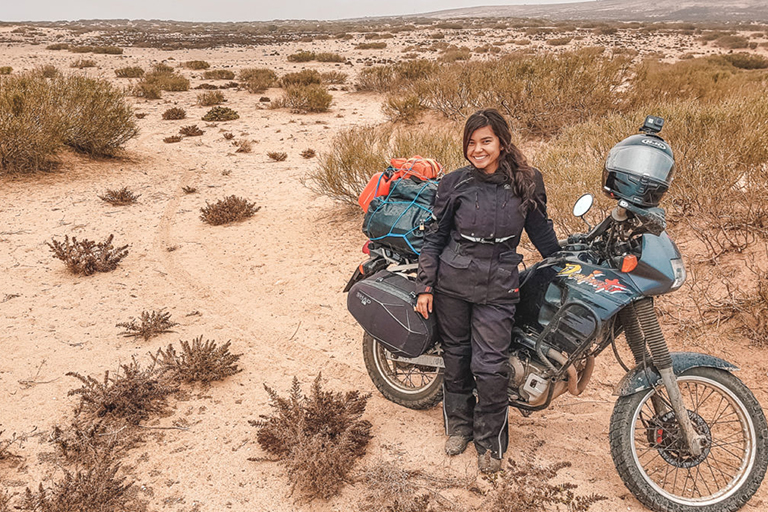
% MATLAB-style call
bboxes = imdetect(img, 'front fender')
[614,352,738,397]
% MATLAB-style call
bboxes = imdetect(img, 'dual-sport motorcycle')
[344,116,768,512]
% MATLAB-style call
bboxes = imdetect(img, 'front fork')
[619,299,707,456]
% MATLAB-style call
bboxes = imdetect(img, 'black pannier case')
[347,270,436,358]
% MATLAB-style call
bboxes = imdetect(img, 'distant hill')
[419,0,768,23]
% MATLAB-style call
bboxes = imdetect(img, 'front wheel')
[610,367,768,512]
[362,333,443,410]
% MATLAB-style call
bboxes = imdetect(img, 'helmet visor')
[606,145,674,183]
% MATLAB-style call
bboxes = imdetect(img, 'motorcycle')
[344,116,768,512]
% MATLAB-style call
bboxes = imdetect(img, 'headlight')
[670,258,686,290]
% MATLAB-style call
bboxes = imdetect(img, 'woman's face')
[466,125,502,174]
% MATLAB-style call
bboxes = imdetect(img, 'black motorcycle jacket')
[416,165,560,304]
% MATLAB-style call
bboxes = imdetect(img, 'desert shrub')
[133,81,161,99]
[594,26,618,35]
[92,46,123,55]
[513,38,531,45]
[46,43,69,50]
[114,66,144,78]
[21,462,140,512]
[48,235,129,276]
[356,42,387,50]
[152,63,174,73]
[439,47,472,62]
[356,59,438,93]
[141,66,189,92]
[721,52,768,70]
[287,50,316,62]
[49,420,140,465]
[240,67,277,93]
[200,195,260,225]
[151,336,242,384]
[69,45,94,53]
[202,106,239,121]
[234,139,252,153]
[37,64,60,78]
[117,309,178,340]
[267,151,288,162]
[98,187,140,205]
[0,67,11,75]
[179,124,204,136]
[70,58,96,69]
[0,489,9,512]
[716,35,750,49]
[163,135,182,143]
[161,107,186,120]
[195,82,218,90]
[310,124,463,206]
[184,60,210,70]
[181,185,197,193]
[280,69,322,87]
[197,90,225,106]
[203,69,236,80]
[278,84,332,113]
[222,132,235,140]
[547,37,572,46]
[301,148,316,159]
[321,71,347,84]
[316,52,345,62]
[251,375,372,500]
[57,75,137,156]
[67,359,177,424]
[357,66,395,92]
[383,94,426,123]
[0,74,63,172]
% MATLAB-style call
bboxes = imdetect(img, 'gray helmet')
[603,133,675,208]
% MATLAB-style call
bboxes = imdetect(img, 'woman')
[414,109,560,473]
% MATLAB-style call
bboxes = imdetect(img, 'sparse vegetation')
[197,90,225,106]
[321,71,347,84]
[151,336,242,384]
[181,185,197,194]
[114,66,144,78]
[277,84,333,113]
[163,135,182,143]
[287,50,316,62]
[202,106,239,121]
[0,67,11,75]
[139,64,190,93]
[356,42,387,50]
[200,195,260,225]
[301,148,316,159]
[240,67,277,93]
[316,52,345,62]
[280,69,322,87]
[203,69,236,80]
[46,43,69,50]
[222,132,234,140]
[70,58,96,69]
[234,139,252,153]
[267,151,288,162]
[161,107,186,120]
[179,124,204,136]
[47,235,129,276]
[98,187,140,206]
[184,60,210,70]
[117,309,178,341]
[251,375,372,500]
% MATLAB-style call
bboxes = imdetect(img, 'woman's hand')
[415,293,433,319]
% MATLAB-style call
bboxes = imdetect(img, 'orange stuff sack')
[358,156,443,211]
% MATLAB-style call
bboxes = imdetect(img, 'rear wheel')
[362,333,443,410]
[610,367,768,512]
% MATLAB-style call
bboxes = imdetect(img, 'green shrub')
[356,42,387,50]
[184,60,210,70]
[202,106,239,121]
[0,67,11,75]
[280,69,322,87]
[203,69,236,80]
[239,67,277,93]
[114,66,144,78]
[197,90,225,106]
[316,52,345,62]
[279,84,332,113]
[287,50,316,62]
[162,107,186,120]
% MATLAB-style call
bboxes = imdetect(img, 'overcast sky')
[3,1,588,22]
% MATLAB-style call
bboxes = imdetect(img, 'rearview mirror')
[573,194,594,218]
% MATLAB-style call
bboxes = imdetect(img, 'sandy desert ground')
[1,22,768,511]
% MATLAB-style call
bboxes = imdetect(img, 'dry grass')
[267,151,287,162]
[163,135,182,143]
[181,185,197,194]
[239,67,277,93]
[115,66,144,78]
[356,42,387,50]
[203,69,235,80]
[161,107,186,120]
[116,309,178,341]
[234,139,252,153]
[301,148,316,159]
[179,125,204,136]
[151,336,242,384]
[277,84,332,113]
[280,69,322,87]
[183,60,210,70]
[320,71,347,84]
[316,52,345,62]
[67,358,177,425]
[140,65,189,93]
[47,235,129,276]
[0,66,11,75]
[49,420,140,466]
[200,195,260,225]
[287,50,316,62]
[98,187,140,206]
[201,106,239,121]
[251,375,372,500]
[197,90,225,106]
[71,58,96,69]
[223,132,234,140]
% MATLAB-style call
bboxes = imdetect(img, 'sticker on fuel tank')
[557,263,629,294]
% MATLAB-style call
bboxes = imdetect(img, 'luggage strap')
[460,233,516,244]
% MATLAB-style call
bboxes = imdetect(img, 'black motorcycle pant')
[435,292,515,459]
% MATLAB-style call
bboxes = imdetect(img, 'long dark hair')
[463,109,536,214]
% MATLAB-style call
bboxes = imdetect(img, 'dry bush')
[161,107,186,120]
[439,47,471,63]
[200,195,260,225]
[383,94,426,123]
[234,139,252,153]
[267,151,287,162]
[184,60,210,70]
[117,309,178,341]
[71,58,96,69]
[483,443,606,512]
[310,124,463,206]
[21,462,141,512]
[716,35,750,49]
[316,52,345,62]
[179,124,204,136]
[133,82,161,99]
[151,336,242,384]
[163,135,182,143]
[203,69,236,80]
[287,50,316,62]
[250,375,372,500]
[48,235,129,276]
[181,185,197,194]
[67,358,177,425]
[240,67,277,93]
[49,420,140,465]
[140,66,189,92]
[37,64,60,78]
[202,106,238,121]
[277,84,332,113]
[92,46,123,55]
[222,132,234,140]
[320,71,347,84]
[69,45,94,53]
[46,43,69,50]
[301,148,316,159]
[114,66,144,78]
[512,38,531,45]
[98,187,140,206]
[721,52,768,70]
[0,67,11,75]
[0,489,9,512]
[280,69,322,87]
[197,90,225,106]
[195,82,218,90]
[547,37,572,46]
[356,42,387,50]
[355,60,438,93]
